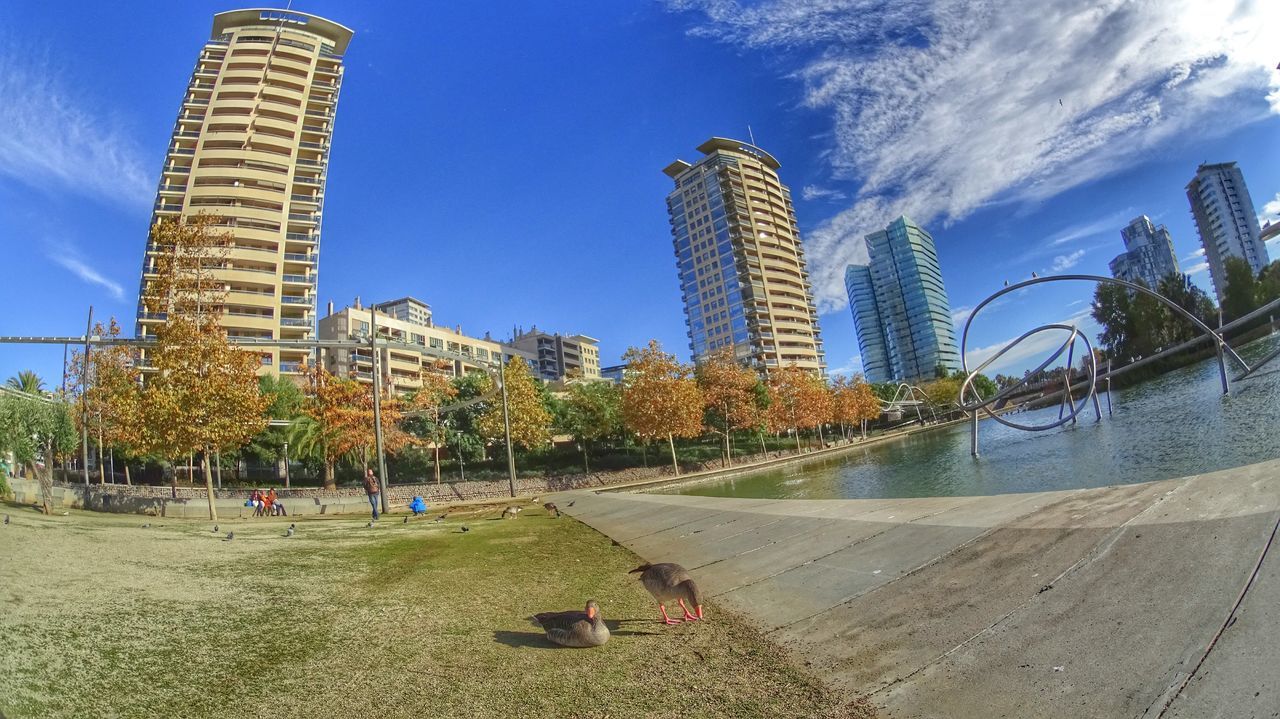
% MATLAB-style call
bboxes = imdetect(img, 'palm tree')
[6,370,47,395]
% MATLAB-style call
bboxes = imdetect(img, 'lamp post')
[282,441,290,488]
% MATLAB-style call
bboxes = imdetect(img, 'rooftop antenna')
[747,124,757,146]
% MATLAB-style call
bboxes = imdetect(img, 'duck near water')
[630,563,704,625]
[530,599,610,648]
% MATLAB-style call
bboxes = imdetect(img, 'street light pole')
[369,311,390,515]
[282,441,290,489]
[80,305,93,485]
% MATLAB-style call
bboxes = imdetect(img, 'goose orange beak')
[587,606,597,619]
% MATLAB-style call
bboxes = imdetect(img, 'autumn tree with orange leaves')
[622,340,703,476]
[476,357,552,451]
[299,363,413,490]
[696,348,761,467]
[766,364,832,452]
[831,376,882,440]
[140,214,268,520]
[66,318,143,484]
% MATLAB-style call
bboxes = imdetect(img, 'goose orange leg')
[659,604,682,625]
[678,599,700,621]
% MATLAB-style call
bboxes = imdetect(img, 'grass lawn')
[0,499,875,718]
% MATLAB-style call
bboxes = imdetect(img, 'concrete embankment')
[557,458,1280,718]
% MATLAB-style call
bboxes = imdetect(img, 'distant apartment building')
[664,138,825,375]
[845,216,962,384]
[318,298,531,393]
[599,363,627,384]
[1186,162,1270,303]
[135,9,353,375]
[1108,215,1182,290]
[508,327,601,382]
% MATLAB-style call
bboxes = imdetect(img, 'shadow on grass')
[494,619,664,648]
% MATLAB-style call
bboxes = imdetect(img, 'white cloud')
[669,0,1280,311]
[45,242,124,301]
[1185,261,1210,275]
[1045,209,1134,247]
[951,305,973,327]
[964,307,1096,375]
[1180,246,1206,264]
[0,46,152,209]
[1048,249,1087,273]
[801,184,848,201]
[1260,192,1280,225]
[828,354,864,379]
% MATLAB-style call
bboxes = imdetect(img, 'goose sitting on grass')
[530,600,610,648]
[630,563,704,625]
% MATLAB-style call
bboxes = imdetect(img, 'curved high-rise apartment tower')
[136,9,353,375]
[664,138,825,374]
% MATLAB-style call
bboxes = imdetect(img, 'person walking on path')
[363,468,381,521]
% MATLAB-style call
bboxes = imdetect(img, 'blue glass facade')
[1108,215,1182,290]
[845,216,961,383]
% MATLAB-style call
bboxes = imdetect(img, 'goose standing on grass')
[543,502,560,518]
[501,506,521,520]
[530,600,610,648]
[630,563,704,625]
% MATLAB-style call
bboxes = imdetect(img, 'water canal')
[664,333,1280,499]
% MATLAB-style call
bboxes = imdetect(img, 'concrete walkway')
[558,459,1280,718]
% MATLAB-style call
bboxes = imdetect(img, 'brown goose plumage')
[543,502,560,518]
[630,562,705,624]
[530,599,610,648]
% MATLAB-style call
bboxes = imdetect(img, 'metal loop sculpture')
[957,274,1263,457]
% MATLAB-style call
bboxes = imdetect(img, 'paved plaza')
[559,458,1280,717]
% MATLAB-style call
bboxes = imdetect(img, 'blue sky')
[1,0,1278,387]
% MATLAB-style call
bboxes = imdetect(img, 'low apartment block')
[508,327,602,382]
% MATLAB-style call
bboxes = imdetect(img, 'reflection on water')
[666,334,1280,500]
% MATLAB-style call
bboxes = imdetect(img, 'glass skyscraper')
[1186,162,1270,304]
[845,216,961,384]
[1108,215,1182,290]
[663,138,825,374]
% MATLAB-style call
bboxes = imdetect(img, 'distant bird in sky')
[1003,280,1009,287]
[225,531,235,541]
[1031,271,1039,278]
[630,563,705,625]
[1059,98,1063,106]
[285,526,294,537]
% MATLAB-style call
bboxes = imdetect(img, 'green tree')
[5,370,46,396]
[0,394,77,513]
[240,374,306,482]
[1222,256,1260,322]
[559,381,622,472]
[1255,260,1280,309]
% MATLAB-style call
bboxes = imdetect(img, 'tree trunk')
[434,443,441,484]
[722,432,730,468]
[641,443,647,468]
[187,452,194,485]
[794,427,802,454]
[202,451,218,522]
[323,460,336,490]
[817,424,825,448]
[215,452,222,490]
[582,443,590,474]
[758,431,767,458]
[123,463,132,485]
[667,433,679,477]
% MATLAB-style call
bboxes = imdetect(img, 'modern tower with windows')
[663,138,825,374]
[1108,215,1182,290]
[845,216,961,384]
[135,9,353,375]
[1186,162,1269,304]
